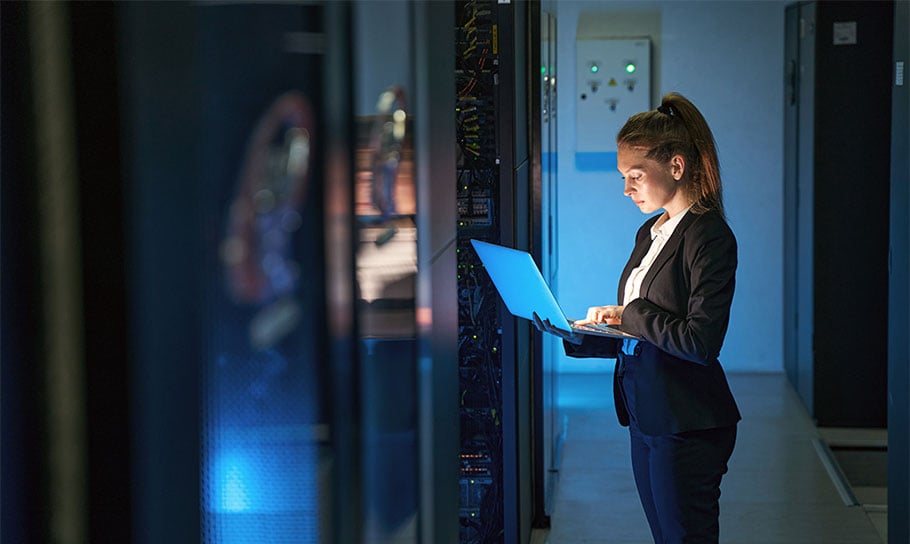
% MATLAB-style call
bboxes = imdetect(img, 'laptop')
[470,239,639,340]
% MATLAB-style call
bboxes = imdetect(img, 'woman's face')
[616,145,689,216]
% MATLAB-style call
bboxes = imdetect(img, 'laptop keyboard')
[570,321,635,338]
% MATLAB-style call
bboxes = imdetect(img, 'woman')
[537,92,740,543]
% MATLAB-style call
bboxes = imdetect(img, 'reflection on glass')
[205,88,322,542]
[355,85,419,541]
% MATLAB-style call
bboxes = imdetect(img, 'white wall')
[554,0,788,373]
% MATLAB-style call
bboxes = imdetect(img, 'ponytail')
[617,92,724,217]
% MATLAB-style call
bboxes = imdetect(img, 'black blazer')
[565,209,741,436]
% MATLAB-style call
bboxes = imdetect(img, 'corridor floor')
[538,372,887,544]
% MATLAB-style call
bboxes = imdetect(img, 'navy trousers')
[629,424,737,544]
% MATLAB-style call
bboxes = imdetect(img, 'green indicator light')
[541,66,546,74]
[625,63,636,74]
[590,64,599,74]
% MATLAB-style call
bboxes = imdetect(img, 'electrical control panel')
[576,38,651,153]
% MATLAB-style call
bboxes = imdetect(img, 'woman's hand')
[532,312,582,345]
[575,305,624,326]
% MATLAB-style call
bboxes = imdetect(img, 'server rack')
[456,1,539,542]
[783,1,892,427]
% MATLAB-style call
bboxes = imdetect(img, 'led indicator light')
[590,64,599,74]
[625,63,636,74]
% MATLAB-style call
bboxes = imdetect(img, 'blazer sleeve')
[621,217,737,365]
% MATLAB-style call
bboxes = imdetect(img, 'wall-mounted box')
[576,38,650,154]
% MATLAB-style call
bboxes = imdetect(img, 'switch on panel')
[576,38,651,154]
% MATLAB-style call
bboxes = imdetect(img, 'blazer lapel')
[639,211,698,298]
[617,219,658,304]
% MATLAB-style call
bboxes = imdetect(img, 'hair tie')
[657,104,675,117]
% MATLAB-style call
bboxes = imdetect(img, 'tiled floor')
[538,372,887,544]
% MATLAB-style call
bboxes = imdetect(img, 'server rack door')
[352,1,421,541]
[783,3,800,398]
[120,3,343,542]
[795,0,817,415]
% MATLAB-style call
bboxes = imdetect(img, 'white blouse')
[622,206,691,306]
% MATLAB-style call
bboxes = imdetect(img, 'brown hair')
[616,92,724,216]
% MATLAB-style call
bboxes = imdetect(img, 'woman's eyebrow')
[619,165,645,175]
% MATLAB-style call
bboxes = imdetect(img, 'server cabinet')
[531,5,563,525]
[117,4,346,541]
[1,2,464,543]
[784,1,892,427]
[455,1,540,542]
[887,3,910,541]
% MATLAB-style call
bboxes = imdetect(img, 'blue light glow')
[211,452,254,513]
[206,437,318,515]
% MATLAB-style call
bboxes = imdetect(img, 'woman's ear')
[670,154,686,181]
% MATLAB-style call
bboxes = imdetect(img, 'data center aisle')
[542,372,886,544]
